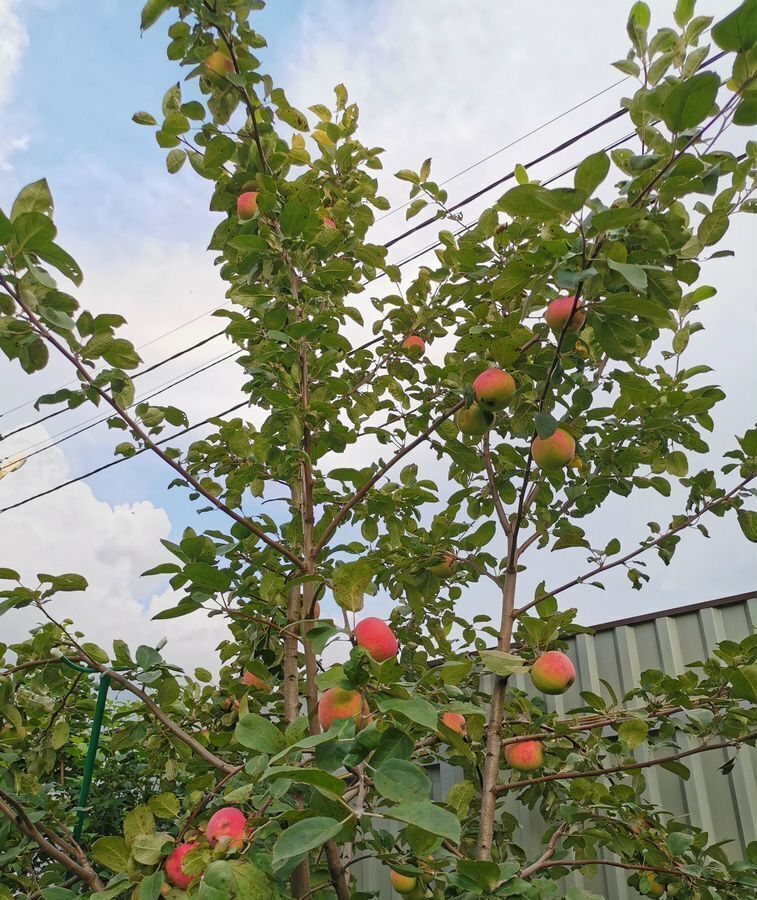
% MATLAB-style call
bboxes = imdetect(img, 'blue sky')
[0,0,754,669]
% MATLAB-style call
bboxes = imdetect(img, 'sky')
[0,0,755,674]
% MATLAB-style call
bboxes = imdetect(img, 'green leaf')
[183,562,231,592]
[332,559,372,612]
[698,211,729,246]
[51,719,69,750]
[535,412,558,439]
[199,861,277,899]
[618,718,649,749]
[737,509,757,543]
[235,713,287,754]
[666,450,689,477]
[131,832,173,865]
[148,792,180,819]
[591,207,646,231]
[138,871,165,900]
[141,0,170,31]
[166,149,186,173]
[371,759,432,802]
[734,94,757,126]
[667,831,695,855]
[262,765,345,799]
[627,2,651,53]
[12,211,56,254]
[35,241,83,286]
[731,663,757,701]
[382,800,461,843]
[446,780,475,819]
[660,760,691,780]
[712,0,757,52]
[91,836,131,873]
[607,259,648,291]
[674,0,696,26]
[38,572,88,593]
[574,151,610,196]
[276,105,309,131]
[0,568,20,581]
[479,650,528,677]
[271,817,344,871]
[133,111,158,126]
[498,184,585,221]
[566,889,605,900]
[280,193,314,237]
[11,179,53,219]
[378,697,439,731]
[661,72,720,132]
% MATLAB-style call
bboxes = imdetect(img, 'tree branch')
[1,274,304,572]
[483,433,511,537]
[514,473,754,617]
[495,729,756,795]
[313,399,464,556]
[0,790,104,892]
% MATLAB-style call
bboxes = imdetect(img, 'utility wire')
[0,125,645,513]
[3,349,240,465]
[0,49,727,434]
[0,400,249,515]
[0,92,638,437]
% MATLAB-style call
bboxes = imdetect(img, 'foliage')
[1,0,757,898]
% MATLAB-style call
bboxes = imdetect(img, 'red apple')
[544,296,585,333]
[456,404,493,437]
[440,712,466,735]
[390,870,418,894]
[165,843,200,890]
[504,740,545,772]
[237,191,258,222]
[429,552,457,578]
[531,428,575,470]
[530,651,576,695]
[242,670,269,692]
[206,807,246,851]
[402,335,425,356]
[473,368,515,411]
[354,617,399,662]
[323,218,337,229]
[204,51,234,78]
[318,688,365,730]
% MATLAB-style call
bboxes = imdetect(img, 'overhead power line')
[0,122,649,513]
[0,399,250,515]
[3,349,240,465]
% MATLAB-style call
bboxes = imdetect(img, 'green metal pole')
[73,672,110,842]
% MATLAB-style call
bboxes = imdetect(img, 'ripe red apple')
[323,218,337,229]
[390,870,418,895]
[472,368,515,411]
[504,740,545,772]
[206,807,247,850]
[429,552,457,578]
[318,687,365,730]
[440,712,466,735]
[204,51,234,78]
[402,335,425,356]
[165,842,200,889]
[237,191,258,222]
[531,428,575,470]
[242,670,269,692]
[354,617,399,662]
[544,296,585,333]
[530,651,576,695]
[455,403,493,437]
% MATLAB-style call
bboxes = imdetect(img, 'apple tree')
[1,0,757,897]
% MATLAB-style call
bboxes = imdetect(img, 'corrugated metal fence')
[357,592,757,898]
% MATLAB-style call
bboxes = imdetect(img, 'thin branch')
[483,433,511,537]
[514,473,754,617]
[1,275,304,572]
[0,790,104,892]
[519,823,568,878]
[495,729,756,795]
[313,399,464,555]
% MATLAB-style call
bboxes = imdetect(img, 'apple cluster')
[165,807,247,889]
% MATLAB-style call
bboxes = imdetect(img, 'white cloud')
[0,0,29,170]
[0,424,231,673]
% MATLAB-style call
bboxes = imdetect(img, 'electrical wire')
[0,400,249,515]
[3,349,240,464]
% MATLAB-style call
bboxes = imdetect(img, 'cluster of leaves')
[0,0,756,898]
